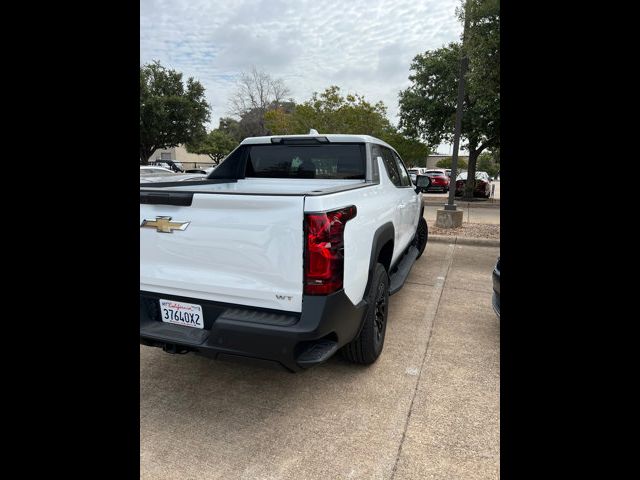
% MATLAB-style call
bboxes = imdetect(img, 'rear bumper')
[140,290,367,372]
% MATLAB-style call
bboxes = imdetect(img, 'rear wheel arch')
[350,222,394,342]
[364,222,394,299]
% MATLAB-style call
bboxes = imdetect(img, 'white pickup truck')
[140,133,428,371]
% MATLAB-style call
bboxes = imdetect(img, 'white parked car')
[148,160,184,172]
[140,133,429,371]
[456,171,491,182]
[140,166,174,176]
[454,171,492,198]
[140,166,206,183]
[184,166,216,175]
[407,167,427,183]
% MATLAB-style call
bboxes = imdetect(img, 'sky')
[140,0,463,154]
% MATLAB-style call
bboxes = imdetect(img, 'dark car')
[455,171,492,198]
[492,257,500,317]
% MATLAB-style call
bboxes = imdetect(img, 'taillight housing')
[304,206,357,295]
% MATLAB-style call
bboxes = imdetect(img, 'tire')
[412,216,428,259]
[341,263,389,365]
[443,187,449,193]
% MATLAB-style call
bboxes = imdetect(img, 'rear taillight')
[304,206,357,295]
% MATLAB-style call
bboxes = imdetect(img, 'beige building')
[150,145,214,169]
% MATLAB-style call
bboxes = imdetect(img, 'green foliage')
[140,61,210,164]
[436,156,468,169]
[477,151,499,176]
[218,117,242,143]
[263,105,298,136]
[398,35,498,153]
[460,0,500,113]
[490,147,500,165]
[379,130,430,167]
[186,128,238,164]
[270,86,392,136]
[398,0,499,199]
[264,85,430,164]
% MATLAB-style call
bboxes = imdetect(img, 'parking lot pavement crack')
[390,244,456,479]
[446,285,494,294]
[405,280,436,287]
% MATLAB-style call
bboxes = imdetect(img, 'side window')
[392,151,412,187]
[373,146,401,186]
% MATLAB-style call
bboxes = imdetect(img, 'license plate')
[159,299,204,329]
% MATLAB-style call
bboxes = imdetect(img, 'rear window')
[426,171,445,177]
[245,144,366,179]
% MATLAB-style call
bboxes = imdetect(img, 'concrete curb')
[424,201,500,209]
[429,235,500,247]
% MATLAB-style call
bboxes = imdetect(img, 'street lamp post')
[435,1,470,228]
[444,55,469,211]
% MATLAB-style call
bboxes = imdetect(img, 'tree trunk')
[139,146,155,165]
[462,144,479,201]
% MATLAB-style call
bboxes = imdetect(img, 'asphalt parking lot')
[140,241,500,479]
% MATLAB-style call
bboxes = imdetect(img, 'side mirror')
[415,175,431,193]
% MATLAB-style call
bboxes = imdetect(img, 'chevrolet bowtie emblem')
[141,216,190,233]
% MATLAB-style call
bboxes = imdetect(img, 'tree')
[286,86,392,136]
[229,66,291,137]
[264,85,431,164]
[477,151,499,177]
[140,61,211,164]
[262,101,297,136]
[436,156,468,170]
[380,130,431,167]
[218,117,242,143]
[398,0,499,199]
[185,128,237,164]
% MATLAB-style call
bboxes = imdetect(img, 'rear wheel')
[341,263,389,365]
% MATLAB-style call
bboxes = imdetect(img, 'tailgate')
[140,193,304,312]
